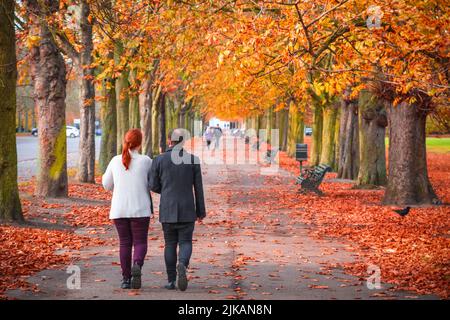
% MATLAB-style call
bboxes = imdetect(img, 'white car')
[66,126,80,138]
[304,127,313,136]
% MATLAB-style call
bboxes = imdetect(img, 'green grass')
[426,137,450,153]
[385,137,450,153]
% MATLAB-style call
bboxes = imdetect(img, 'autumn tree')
[0,0,23,221]
[55,1,96,183]
[346,0,446,204]
[26,0,68,197]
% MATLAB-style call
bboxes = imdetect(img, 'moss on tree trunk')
[319,103,339,170]
[0,0,23,221]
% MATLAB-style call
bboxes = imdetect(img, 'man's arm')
[193,161,206,219]
[149,157,162,194]
[147,158,155,214]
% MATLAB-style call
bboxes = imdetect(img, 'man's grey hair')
[169,128,186,145]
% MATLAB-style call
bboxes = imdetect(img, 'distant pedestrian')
[204,126,214,150]
[214,124,223,149]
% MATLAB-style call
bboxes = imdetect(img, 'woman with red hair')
[102,128,153,289]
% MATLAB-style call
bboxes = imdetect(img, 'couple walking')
[102,128,206,291]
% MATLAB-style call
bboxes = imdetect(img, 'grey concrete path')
[7,136,437,300]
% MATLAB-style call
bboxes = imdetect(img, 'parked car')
[66,126,80,138]
[305,127,313,136]
[31,126,80,138]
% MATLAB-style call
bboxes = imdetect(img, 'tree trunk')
[311,103,323,166]
[128,69,140,129]
[251,115,260,133]
[99,78,117,173]
[17,111,23,132]
[77,0,95,183]
[337,98,359,179]
[28,0,68,197]
[172,97,182,130]
[0,0,23,221]
[141,79,152,157]
[287,101,304,158]
[159,93,167,152]
[265,107,273,144]
[383,101,439,205]
[279,108,289,151]
[256,115,262,137]
[319,103,338,170]
[151,85,161,156]
[356,90,387,187]
[166,97,176,133]
[115,42,129,153]
[32,105,36,128]
[334,109,340,169]
[24,111,29,131]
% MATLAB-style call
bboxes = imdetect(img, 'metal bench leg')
[298,188,307,194]
[312,188,324,196]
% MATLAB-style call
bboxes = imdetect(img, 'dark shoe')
[177,264,188,291]
[121,278,131,289]
[131,264,142,289]
[164,281,176,290]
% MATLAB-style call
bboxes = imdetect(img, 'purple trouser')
[114,217,150,279]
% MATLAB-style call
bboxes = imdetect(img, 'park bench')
[295,164,331,196]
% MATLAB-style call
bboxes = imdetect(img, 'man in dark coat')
[149,128,206,291]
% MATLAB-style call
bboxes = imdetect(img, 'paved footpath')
[7,136,436,300]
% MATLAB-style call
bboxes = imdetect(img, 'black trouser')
[162,222,195,283]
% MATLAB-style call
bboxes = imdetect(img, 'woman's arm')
[102,160,114,191]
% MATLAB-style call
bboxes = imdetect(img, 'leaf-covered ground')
[0,226,105,299]
[1,138,448,299]
[278,150,450,298]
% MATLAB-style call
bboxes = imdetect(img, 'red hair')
[122,129,143,170]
